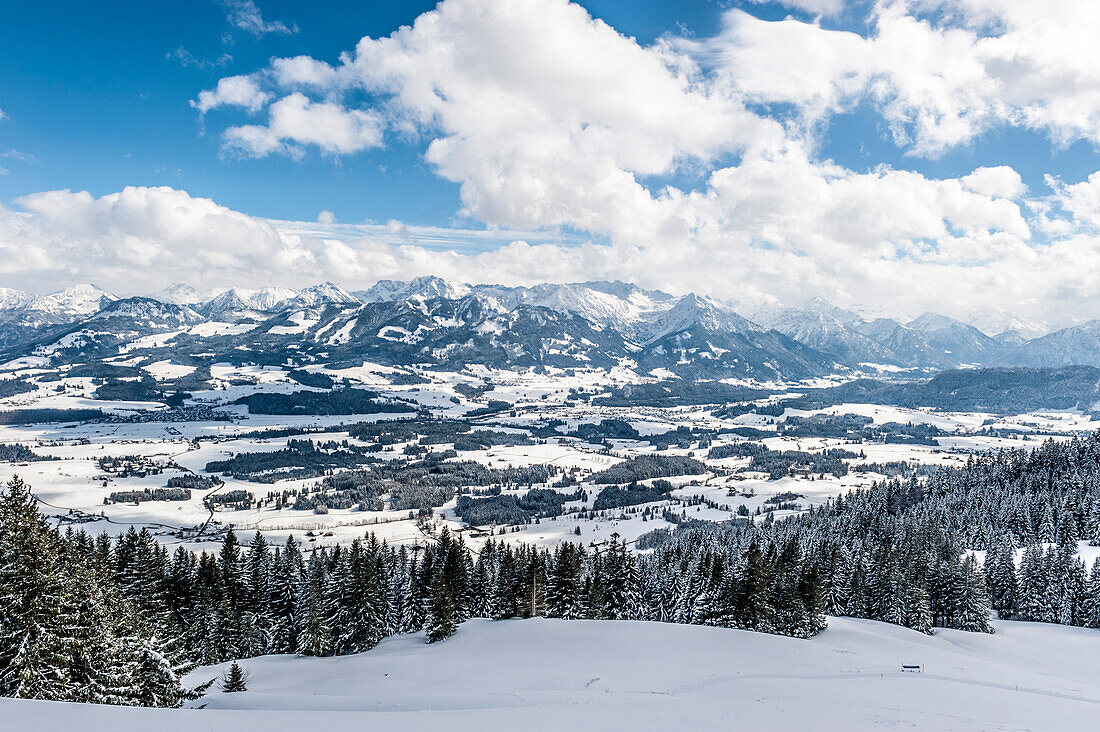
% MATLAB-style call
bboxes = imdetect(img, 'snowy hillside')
[6,616,1100,731]
[26,283,118,317]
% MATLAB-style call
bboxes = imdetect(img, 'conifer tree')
[1086,559,1100,628]
[491,549,519,619]
[399,562,423,633]
[1016,544,1046,621]
[269,538,303,654]
[547,543,586,619]
[425,568,458,643]
[985,536,1018,619]
[295,556,331,657]
[133,636,211,707]
[601,535,641,620]
[0,476,77,700]
[221,661,247,693]
[954,556,992,633]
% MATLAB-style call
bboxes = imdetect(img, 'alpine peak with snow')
[6,1,1100,730]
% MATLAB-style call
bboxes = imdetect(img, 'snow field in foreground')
[6,616,1100,731]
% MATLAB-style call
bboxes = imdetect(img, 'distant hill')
[797,366,1100,414]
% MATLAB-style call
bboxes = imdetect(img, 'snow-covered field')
[0,363,1094,553]
[6,616,1100,730]
[0,359,1096,556]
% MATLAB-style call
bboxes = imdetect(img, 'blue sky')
[2,0,1100,327]
[0,0,448,224]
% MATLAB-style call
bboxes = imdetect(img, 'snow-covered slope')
[473,281,679,339]
[26,283,117,317]
[0,284,119,350]
[196,284,359,320]
[997,319,1100,368]
[6,616,1100,731]
[907,312,1005,365]
[88,297,205,328]
[753,298,894,366]
[198,286,299,320]
[356,278,682,340]
[355,275,472,303]
[3,278,1097,375]
[856,317,946,368]
[0,286,34,310]
[289,282,360,309]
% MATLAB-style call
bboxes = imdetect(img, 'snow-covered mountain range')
[0,284,119,349]
[3,278,1100,378]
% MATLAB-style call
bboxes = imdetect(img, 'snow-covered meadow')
[6,616,1100,731]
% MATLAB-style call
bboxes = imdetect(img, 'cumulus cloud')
[270,56,339,88]
[191,75,270,114]
[223,93,384,158]
[5,187,291,285]
[961,166,1026,199]
[3,168,1100,328]
[1050,172,1100,230]
[0,185,604,295]
[196,0,784,196]
[698,1,1100,155]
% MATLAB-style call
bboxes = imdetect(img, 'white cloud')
[0,185,598,295]
[960,166,1026,199]
[191,75,270,114]
[698,1,1100,155]
[269,0,782,229]
[317,210,336,225]
[223,93,384,158]
[1050,172,1100,230]
[223,0,296,37]
[271,56,339,88]
[4,168,1100,328]
[0,186,370,292]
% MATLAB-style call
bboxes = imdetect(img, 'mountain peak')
[0,287,34,310]
[197,287,298,320]
[92,296,205,325]
[641,293,755,343]
[355,276,470,303]
[802,297,862,325]
[909,312,966,332]
[293,282,360,308]
[28,283,117,317]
